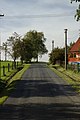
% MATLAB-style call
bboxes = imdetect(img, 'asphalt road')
[0,63,80,120]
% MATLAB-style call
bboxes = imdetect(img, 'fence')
[1,61,22,77]
[68,62,80,72]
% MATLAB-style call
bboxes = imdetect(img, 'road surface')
[0,63,80,120]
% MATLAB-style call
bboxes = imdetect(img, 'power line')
[4,12,74,19]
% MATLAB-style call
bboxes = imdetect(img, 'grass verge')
[0,64,30,104]
[49,64,80,93]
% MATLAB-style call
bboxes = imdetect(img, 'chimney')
[52,40,54,50]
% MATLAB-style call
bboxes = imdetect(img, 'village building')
[68,37,80,64]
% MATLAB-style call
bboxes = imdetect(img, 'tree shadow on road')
[8,79,78,98]
[0,103,80,120]
[0,79,80,119]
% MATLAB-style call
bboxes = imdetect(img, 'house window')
[74,53,76,58]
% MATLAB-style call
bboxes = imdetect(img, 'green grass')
[7,64,30,85]
[0,64,30,104]
[57,67,80,81]
[49,64,80,93]
[1,61,12,77]
[1,61,21,81]
[1,61,12,67]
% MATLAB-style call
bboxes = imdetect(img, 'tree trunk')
[14,58,16,69]
[36,54,38,62]
[5,50,7,61]
[21,57,23,64]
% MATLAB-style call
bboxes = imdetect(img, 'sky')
[0,0,80,61]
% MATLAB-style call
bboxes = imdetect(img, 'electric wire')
[4,12,74,19]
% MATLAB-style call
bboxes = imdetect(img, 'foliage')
[71,0,80,21]
[49,47,65,65]
[75,4,80,21]
[23,30,48,62]
[3,30,48,63]
[22,37,33,62]
[49,41,76,65]
[71,0,80,3]
[7,32,21,61]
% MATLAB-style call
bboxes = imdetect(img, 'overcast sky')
[0,0,80,61]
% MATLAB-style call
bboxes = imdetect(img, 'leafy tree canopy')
[71,0,80,21]
[23,30,48,62]
[49,47,65,65]
[3,30,48,63]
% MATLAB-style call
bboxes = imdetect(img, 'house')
[68,37,80,64]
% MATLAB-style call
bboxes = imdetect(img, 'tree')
[49,47,65,65]
[75,4,80,21]
[6,32,22,67]
[71,0,80,21]
[7,35,18,58]
[3,30,48,63]
[23,30,48,62]
[22,37,33,63]
[5,32,26,64]
[71,0,80,3]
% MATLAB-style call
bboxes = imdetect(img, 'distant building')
[68,37,80,63]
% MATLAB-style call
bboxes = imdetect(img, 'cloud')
[0,0,76,16]
[0,0,80,62]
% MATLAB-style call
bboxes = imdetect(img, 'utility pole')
[52,40,54,50]
[64,29,68,70]
[0,14,4,80]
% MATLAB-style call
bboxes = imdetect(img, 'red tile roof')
[70,37,80,52]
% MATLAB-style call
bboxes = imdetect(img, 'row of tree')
[3,30,48,63]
